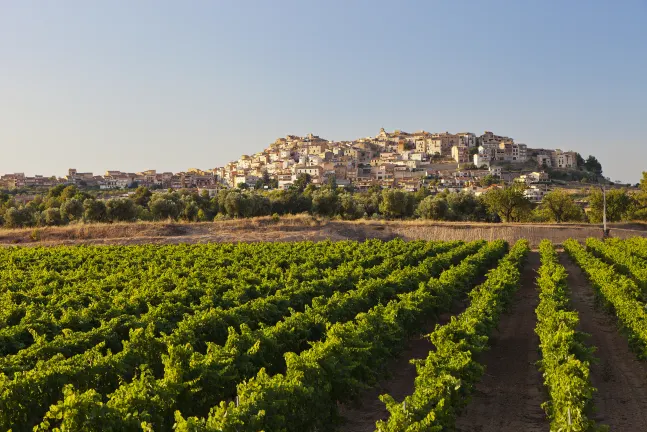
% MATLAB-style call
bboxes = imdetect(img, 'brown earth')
[337,319,436,432]
[454,251,548,432]
[560,253,647,430]
[1,216,646,247]
[337,297,473,432]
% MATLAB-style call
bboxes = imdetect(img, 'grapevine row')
[0,240,461,430]
[563,239,647,358]
[0,239,438,372]
[375,239,529,431]
[84,240,501,429]
[167,241,512,432]
[585,237,647,294]
[536,240,601,431]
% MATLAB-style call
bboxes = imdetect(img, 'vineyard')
[2,237,647,431]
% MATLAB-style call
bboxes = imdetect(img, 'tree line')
[0,172,646,229]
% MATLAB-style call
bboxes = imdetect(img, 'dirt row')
[338,251,647,431]
[560,254,647,430]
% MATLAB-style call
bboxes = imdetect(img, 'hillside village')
[1,129,588,203]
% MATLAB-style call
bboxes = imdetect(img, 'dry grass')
[1,216,645,248]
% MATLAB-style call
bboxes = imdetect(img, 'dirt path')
[337,254,527,432]
[338,294,476,432]
[455,251,547,432]
[337,319,437,432]
[560,253,647,430]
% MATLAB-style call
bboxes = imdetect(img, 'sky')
[1,1,645,183]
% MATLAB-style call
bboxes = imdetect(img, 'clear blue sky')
[2,1,645,183]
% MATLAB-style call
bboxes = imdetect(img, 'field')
[1,216,647,247]
[3,237,647,431]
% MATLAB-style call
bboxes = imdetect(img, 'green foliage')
[60,185,79,201]
[379,189,415,218]
[0,239,503,431]
[416,195,448,220]
[479,174,500,187]
[564,239,647,358]
[83,199,108,223]
[311,188,340,217]
[586,237,647,295]
[535,240,604,431]
[60,198,84,222]
[483,184,532,222]
[3,207,34,228]
[132,186,153,207]
[106,198,137,222]
[376,239,529,431]
[42,208,63,226]
[538,189,584,223]
[292,173,311,192]
[149,194,182,220]
[587,188,636,223]
[584,155,603,175]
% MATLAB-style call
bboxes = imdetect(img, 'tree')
[311,188,340,217]
[292,173,312,192]
[224,191,244,217]
[182,200,200,221]
[44,196,62,210]
[584,155,603,175]
[446,192,488,221]
[413,187,432,203]
[483,184,532,222]
[4,207,33,228]
[479,174,500,187]
[47,184,67,198]
[60,185,79,201]
[588,188,635,223]
[83,199,108,223]
[60,198,84,222]
[43,208,63,226]
[106,198,137,222]
[640,172,647,194]
[132,187,153,206]
[355,190,381,216]
[538,189,583,223]
[339,193,362,220]
[379,189,414,218]
[416,196,449,220]
[149,195,182,220]
[576,153,586,169]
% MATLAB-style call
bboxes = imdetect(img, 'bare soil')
[560,253,647,430]
[337,319,436,432]
[337,297,473,432]
[338,260,497,432]
[455,251,548,432]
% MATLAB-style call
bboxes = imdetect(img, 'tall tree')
[60,198,84,222]
[312,188,340,217]
[538,189,583,223]
[416,196,449,220]
[584,155,603,175]
[379,189,414,218]
[106,198,137,222]
[483,184,532,222]
[588,188,635,223]
[83,199,108,223]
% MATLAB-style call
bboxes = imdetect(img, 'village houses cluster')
[0,129,579,202]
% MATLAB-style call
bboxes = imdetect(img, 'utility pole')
[600,184,609,238]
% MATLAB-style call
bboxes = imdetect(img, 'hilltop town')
[1,129,600,203]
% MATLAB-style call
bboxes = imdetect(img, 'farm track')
[455,251,547,432]
[560,253,647,430]
[337,300,469,432]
